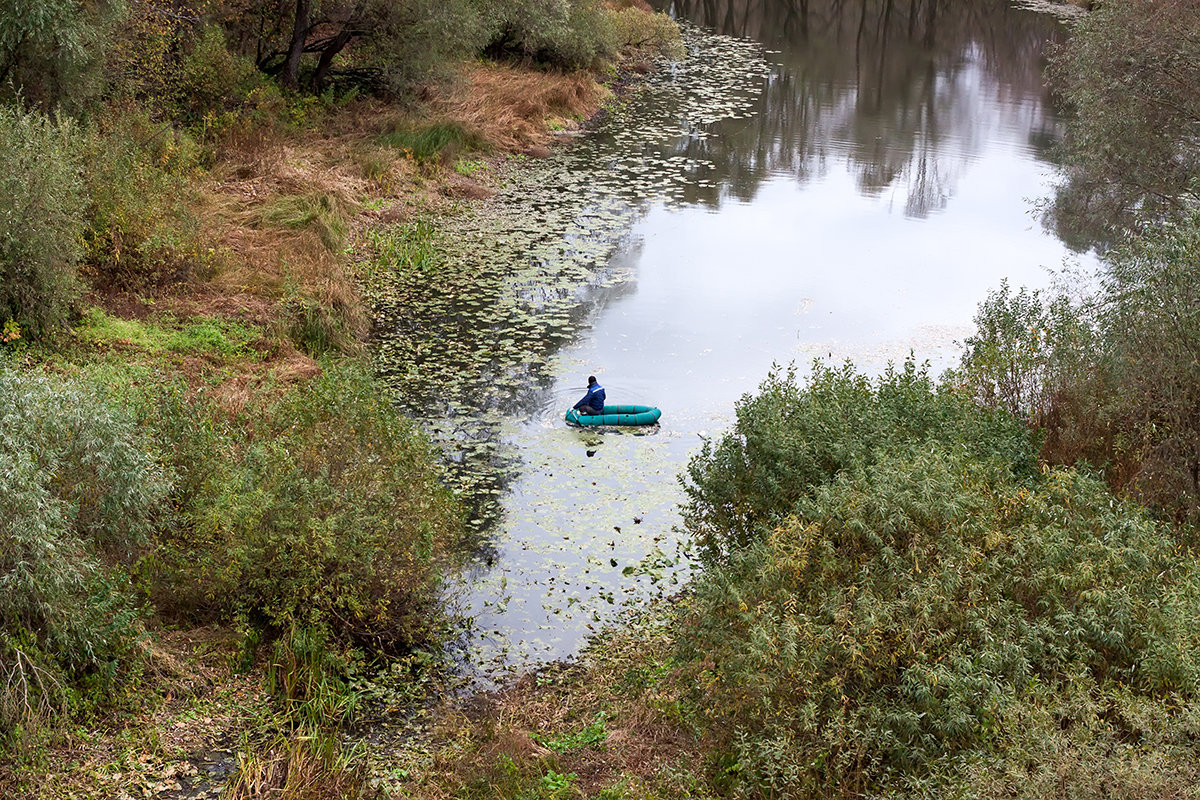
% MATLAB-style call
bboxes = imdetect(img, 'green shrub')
[0,106,85,340]
[146,363,462,651]
[0,367,169,744]
[104,0,188,113]
[674,361,1200,797]
[481,0,619,69]
[678,445,1200,798]
[178,25,264,117]
[78,116,205,290]
[681,360,1036,565]
[0,371,169,557]
[961,680,1200,799]
[0,109,204,303]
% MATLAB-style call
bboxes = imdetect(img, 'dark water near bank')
[371,0,1094,680]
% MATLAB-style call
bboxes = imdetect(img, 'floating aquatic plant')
[365,25,767,676]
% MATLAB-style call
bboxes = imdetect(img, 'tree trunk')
[281,0,311,90]
[311,27,354,91]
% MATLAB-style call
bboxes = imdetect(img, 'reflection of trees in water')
[659,0,1065,216]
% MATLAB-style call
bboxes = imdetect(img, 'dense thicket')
[0,104,207,343]
[1048,0,1200,241]
[678,364,1200,798]
[0,362,461,748]
[220,0,642,95]
[0,367,166,745]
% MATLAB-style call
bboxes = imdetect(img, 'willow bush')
[145,362,463,652]
[681,360,1035,565]
[950,279,1097,423]
[1097,212,1200,522]
[676,364,1200,798]
[0,367,168,746]
[0,103,205,333]
[0,106,85,341]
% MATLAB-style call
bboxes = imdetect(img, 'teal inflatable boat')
[565,404,661,427]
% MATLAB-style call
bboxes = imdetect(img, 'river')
[369,0,1094,683]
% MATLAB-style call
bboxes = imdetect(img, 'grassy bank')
[0,0,684,794]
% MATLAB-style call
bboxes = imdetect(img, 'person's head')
[587,375,597,386]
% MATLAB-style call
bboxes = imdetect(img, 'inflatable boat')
[565,404,661,427]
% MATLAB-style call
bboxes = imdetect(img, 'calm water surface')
[380,0,1094,678]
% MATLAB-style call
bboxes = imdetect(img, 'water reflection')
[657,0,1066,215]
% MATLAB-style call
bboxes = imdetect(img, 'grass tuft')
[379,121,484,164]
[263,193,352,253]
[225,733,368,800]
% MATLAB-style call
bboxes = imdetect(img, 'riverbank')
[352,1,1200,798]
[361,604,702,799]
[0,20,685,798]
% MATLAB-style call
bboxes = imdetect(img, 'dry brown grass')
[166,64,612,374]
[194,135,379,355]
[439,63,609,151]
[96,59,612,388]
[225,737,368,800]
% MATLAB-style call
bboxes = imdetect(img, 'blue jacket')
[574,383,605,411]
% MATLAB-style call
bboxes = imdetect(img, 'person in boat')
[573,375,606,415]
